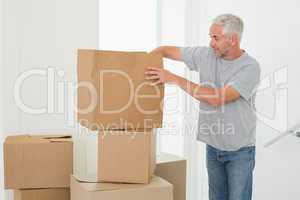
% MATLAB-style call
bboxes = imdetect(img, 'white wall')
[99,0,157,51]
[183,1,210,199]
[159,0,186,157]
[2,0,98,199]
[1,0,4,198]
[159,1,208,200]
[2,0,99,135]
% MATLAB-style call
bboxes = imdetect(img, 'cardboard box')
[155,153,187,200]
[70,175,173,200]
[77,49,164,130]
[73,125,156,184]
[14,188,70,200]
[4,135,73,189]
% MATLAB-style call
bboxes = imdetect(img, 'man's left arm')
[145,67,240,107]
[174,75,240,107]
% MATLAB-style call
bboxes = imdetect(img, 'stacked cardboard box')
[3,135,73,200]
[73,125,156,184]
[2,50,187,200]
[71,49,174,200]
[3,135,187,200]
[156,153,187,200]
[75,49,164,182]
[70,175,173,200]
[76,49,164,130]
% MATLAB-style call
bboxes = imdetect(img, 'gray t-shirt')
[180,46,260,151]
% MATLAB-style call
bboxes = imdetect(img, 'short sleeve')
[228,63,261,101]
[180,46,209,72]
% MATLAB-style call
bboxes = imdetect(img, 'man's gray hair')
[213,14,244,42]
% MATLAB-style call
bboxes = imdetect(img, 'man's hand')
[149,46,182,61]
[150,47,163,54]
[145,67,178,85]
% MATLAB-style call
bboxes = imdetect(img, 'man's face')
[209,24,232,58]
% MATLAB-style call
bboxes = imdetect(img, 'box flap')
[71,175,171,192]
[42,135,72,139]
[5,135,72,144]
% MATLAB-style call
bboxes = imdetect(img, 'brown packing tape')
[5,135,72,144]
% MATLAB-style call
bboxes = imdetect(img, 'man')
[145,14,260,200]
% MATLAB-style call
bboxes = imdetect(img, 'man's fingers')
[145,67,163,85]
[145,70,159,75]
[145,75,160,80]
[147,67,161,71]
[150,80,161,86]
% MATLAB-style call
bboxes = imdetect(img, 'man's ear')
[231,33,239,46]
[225,34,235,46]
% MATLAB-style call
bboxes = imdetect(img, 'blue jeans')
[206,145,256,200]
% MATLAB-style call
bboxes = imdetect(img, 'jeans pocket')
[240,146,255,157]
[247,146,256,160]
[206,145,217,160]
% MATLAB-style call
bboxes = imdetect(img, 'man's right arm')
[150,46,182,61]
